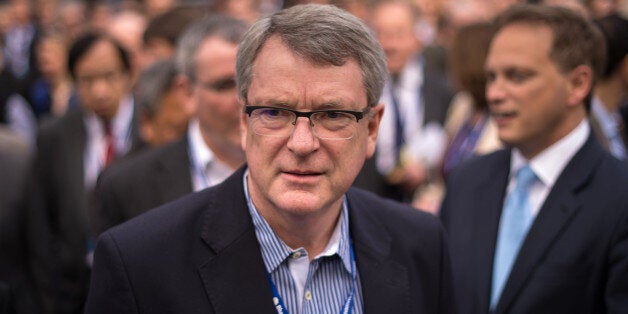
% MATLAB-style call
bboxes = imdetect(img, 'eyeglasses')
[244,105,370,140]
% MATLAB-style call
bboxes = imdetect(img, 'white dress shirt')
[83,95,134,190]
[508,119,590,218]
[187,119,234,191]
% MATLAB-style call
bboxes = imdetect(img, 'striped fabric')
[243,172,363,314]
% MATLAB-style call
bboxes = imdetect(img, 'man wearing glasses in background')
[85,4,454,314]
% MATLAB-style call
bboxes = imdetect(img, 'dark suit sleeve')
[607,204,628,312]
[94,169,126,235]
[85,232,139,314]
[438,226,456,314]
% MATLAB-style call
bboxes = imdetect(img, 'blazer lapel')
[196,168,276,314]
[346,191,414,312]
[471,152,511,313]
[496,136,603,312]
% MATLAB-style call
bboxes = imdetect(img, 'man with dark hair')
[28,32,144,313]
[86,4,453,313]
[440,4,628,313]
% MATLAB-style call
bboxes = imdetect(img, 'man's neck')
[256,198,343,260]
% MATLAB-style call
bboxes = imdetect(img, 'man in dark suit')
[439,4,628,313]
[0,127,41,314]
[93,15,248,235]
[355,0,454,204]
[86,4,454,313]
[28,32,144,313]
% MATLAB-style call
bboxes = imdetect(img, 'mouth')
[283,170,324,176]
[491,110,517,125]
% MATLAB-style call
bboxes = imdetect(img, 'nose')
[286,117,319,155]
[486,78,505,107]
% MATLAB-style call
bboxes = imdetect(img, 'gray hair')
[236,4,387,107]
[175,14,250,82]
[135,59,177,116]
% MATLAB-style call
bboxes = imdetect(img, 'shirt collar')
[187,118,215,168]
[83,94,134,149]
[511,119,589,187]
[391,55,424,92]
[242,169,353,274]
[591,96,622,138]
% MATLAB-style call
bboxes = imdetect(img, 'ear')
[239,98,248,151]
[566,64,593,107]
[174,74,196,117]
[366,103,384,159]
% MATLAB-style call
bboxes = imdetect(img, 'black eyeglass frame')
[243,105,371,125]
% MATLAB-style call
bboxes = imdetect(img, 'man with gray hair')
[92,14,248,235]
[86,4,454,313]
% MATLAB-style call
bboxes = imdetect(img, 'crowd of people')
[0,0,627,313]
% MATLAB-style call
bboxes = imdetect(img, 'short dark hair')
[142,4,211,47]
[594,13,628,79]
[493,4,605,110]
[67,32,132,79]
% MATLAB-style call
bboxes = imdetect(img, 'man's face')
[371,2,420,76]
[75,39,130,121]
[486,23,587,159]
[141,88,189,146]
[241,36,383,218]
[190,37,241,149]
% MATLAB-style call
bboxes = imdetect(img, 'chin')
[272,191,332,215]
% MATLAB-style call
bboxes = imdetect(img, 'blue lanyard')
[267,243,358,314]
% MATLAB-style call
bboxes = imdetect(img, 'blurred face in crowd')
[241,36,383,219]
[36,36,68,80]
[141,88,189,146]
[371,1,421,76]
[485,23,589,159]
[188,36,241,150]
[75,39,131,121]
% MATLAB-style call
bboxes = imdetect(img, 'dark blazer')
[28,107,143,313]
[439,134,628,313]
[94,136,192,235]
[0,128,41,314]
[85,166,454,314]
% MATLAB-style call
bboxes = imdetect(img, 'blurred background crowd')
[0,0,626,312]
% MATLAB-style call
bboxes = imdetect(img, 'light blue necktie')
[490,165,537,309]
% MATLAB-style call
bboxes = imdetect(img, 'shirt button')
[292,251,302,259]
[304,290,312,301]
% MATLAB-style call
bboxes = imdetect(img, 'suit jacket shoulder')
[440,136,628,314]
[346,187,455,313]
[87,168,455,314]
[95,137,192,234]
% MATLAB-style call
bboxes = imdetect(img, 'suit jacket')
[0,128,41,314]
[94,136,192,235]
[28,107,143,313]
[355,53,454,202]
[439,134,628,313]
[85,166,455,314]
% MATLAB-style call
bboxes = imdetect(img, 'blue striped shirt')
[243,171,363,314]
